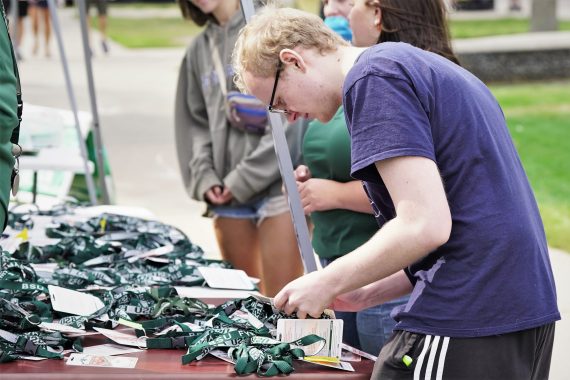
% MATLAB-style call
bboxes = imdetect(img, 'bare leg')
[99,15,108,53]
[29,6,39,55]
[42,8,50,57]
[213,217,263,290]
[258,212,304,297]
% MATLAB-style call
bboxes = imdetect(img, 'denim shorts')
[209,194,290,226]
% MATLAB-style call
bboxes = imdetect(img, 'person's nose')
[286,112,298,123]
[324,4,341,17]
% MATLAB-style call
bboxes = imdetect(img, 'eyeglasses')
[267,61,289,114]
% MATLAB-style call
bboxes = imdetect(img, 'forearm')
[319,215,439,298]
[358,270,412,309]
[332,180,373,214]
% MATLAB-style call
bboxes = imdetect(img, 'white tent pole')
[46,0,97,205]
[77,0,111,204]
[240,0,317,273]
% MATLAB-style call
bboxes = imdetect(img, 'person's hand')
[274,271,336,319]
[205,186,232,205]
[297,178,340,214]
[294,165,312,182]
[218,187,233,204]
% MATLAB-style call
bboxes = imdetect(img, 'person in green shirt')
[0,4,21,232]
[294,0,458,355]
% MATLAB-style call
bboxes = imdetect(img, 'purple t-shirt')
[344,42,559,338]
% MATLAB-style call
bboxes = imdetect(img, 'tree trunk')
[531,0,558,31]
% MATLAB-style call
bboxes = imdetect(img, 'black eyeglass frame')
[267,61,289,114]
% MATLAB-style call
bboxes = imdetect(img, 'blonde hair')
[233,6,348,92]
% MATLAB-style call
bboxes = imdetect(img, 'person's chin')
[316,111,335,123]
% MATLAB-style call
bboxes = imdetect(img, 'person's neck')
[338,45,367,78]
[212,0,239,26]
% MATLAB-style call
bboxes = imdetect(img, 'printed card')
[48,285,105,316]
[197,267,255,290]
[93,327,147,348]
[341,343,378,361]
[83,344,143,356]
[66,353,138,369]
[301,358,355,372]
[277,319,343,359]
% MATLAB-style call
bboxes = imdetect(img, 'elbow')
[422,212,452,252]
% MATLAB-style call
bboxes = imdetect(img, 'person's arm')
[174,51,221,203]
[297,178,373,214]
[274,155,452,318]
[0,11,19,231]
[332,270,412,312]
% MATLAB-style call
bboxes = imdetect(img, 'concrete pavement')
[13,6,570,379]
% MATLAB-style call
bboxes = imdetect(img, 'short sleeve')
[344,74,435,182]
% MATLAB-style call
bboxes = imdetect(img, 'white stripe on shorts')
[436,337,450,380]
[425,335,441,379]
[414,335,432,380]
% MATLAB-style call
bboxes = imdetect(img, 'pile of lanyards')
[0,203,328,376]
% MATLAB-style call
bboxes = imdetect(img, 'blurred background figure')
[87,0,109,54]
[174,0,304,296]
[510,0,521,11]
[322,0,352,41]
[1,0,28,60]
[29,0,51,57]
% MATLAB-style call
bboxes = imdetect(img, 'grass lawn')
[489,81,570,252]
[450,18,570,39]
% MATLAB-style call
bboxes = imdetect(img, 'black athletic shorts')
[372,323,555,380]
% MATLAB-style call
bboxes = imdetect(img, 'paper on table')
[83,344,143,356]
[301,359,355,372]
[48,285,105,316]
[40,322,87,335]
[341,343,378,361]
[175,286,257,300]
[93,327,147,348]
[197,267,255,290]
[66,353,138,369]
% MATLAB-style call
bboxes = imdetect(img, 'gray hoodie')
[174,9,304,206]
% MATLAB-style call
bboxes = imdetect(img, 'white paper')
[197,267,255,290]
[40,322,87,335]
[83,344,143,356]
[341,343,378,361]
[48,285,105,316]
[66,353,138,368]
[301,359,355,372]
[209,349,236,364]
[175,286,257,300]
[18,355,48,361]
[93,327,147,348]
[277,319,343,359]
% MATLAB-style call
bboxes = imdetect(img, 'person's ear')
[279,49,307,73]
[373,7,382,31]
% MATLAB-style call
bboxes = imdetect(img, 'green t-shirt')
[302,107,379,259]
[0,6,18,231]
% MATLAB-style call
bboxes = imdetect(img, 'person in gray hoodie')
[174,0,304,296]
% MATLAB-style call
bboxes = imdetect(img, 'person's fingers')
[274,289,287,310]
[283,301,297,316]
[296,310,307,319]
[308,309,322,319]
